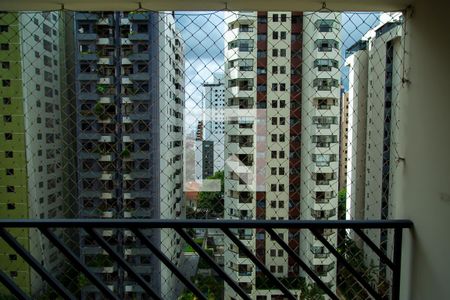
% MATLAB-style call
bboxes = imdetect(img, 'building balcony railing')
[128,12,150,21]
[0,219,412,300]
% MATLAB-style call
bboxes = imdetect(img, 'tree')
[300,283,325,300]
[197,171,224,217]
[338,188,346,218]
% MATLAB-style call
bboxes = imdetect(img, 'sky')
[175,11,381,133]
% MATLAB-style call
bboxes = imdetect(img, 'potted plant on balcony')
[93,102,109,120]
[121,148,131,158]
[96,83,107,95]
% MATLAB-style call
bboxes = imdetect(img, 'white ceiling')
[0,0,413,12]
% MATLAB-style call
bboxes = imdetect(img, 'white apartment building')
[345,43,369,223]
[345,12,403,282]
[336,12,405,292]
[203,73,225,174]
[224,11,341,299]
[300,11,341,291]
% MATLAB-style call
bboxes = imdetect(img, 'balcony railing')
[0,219,412,300]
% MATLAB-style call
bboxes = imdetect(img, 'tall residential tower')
[0,12,66,296]
[202,73,225,174]
[223,11,341,299]
[74,11,185,299]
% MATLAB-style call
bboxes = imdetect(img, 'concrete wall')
[397,1,450,299]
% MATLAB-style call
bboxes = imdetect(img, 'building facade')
[345,13,403,290]
[0,12,66,296]
[300,11,341,291]
[74,11,185,299]
[223,11,341,299]
[194,120,214,180]
[202,73,225,174]
[344,40,368,222]
[339,91,349,192]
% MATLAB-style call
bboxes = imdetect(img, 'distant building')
[194,121,214,180]
[202,73,225,174]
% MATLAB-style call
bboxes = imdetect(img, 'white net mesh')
[0,9,406,300]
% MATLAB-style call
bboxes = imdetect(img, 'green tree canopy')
[197,171,224,217]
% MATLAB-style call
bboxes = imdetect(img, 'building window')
[272,31,278,39]
[271,151,276,159]
[271,184,276,192]
[280,31,287,39]
[3,115,12,122]
[0,25,9,32]
[281,14,287,22]
[1,61,10,69]
[271,100,277,108]
[2,80,11,87]
[1,43,9,50]
[4,133,12,140]
[10,271,18,278]
[3,97,11,105]
[257,33,267,41]
[6,169,14,176]
[9,254,17,260]
[5,151,13,158]
[271,83,278,91]
[6,186,15,193]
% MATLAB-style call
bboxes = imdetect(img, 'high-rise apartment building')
[339,91,349,191]
[345,12,403,282]
[194,120,214,180]
[344,41,368,222]
[202,73,225,174]
[300,11,341,291]
[223,11,341,299]
[74,11,185,299]
[0,12,66,296]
